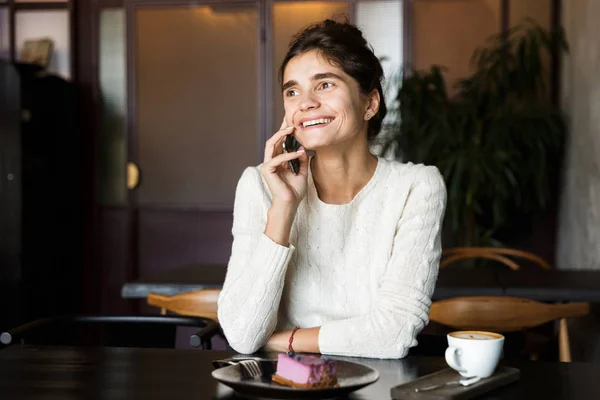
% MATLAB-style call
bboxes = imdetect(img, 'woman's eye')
[319,82,334,90]
[285,89,299,97]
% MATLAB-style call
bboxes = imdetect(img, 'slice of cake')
[272,353,339,388]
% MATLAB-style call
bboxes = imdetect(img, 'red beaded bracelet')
[288,326,301,355]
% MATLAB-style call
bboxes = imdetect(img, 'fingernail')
[286,126,294,129]
[297,149,305,154]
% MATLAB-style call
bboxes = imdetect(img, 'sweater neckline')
[308,156,384,208]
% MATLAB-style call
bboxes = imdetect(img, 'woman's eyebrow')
[282,72,344,92]
[282,80,297,92]
[312,72,343,81]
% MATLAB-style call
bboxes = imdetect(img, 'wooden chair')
[147,289,221,323]
[429,296,589,362]
[441,247,552,270]
[438,248,584,361]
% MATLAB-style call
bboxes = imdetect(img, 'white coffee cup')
[445,331,504,378]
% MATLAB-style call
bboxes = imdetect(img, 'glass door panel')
[135,4,260,206]
[99,8,127,205]
[355,0,403,109]
[413,0,502,89]
[354,0,404,154]
[0,7,8,60]
[510,0,551,28]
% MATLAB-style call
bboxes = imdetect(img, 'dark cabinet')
[0,61,83,329]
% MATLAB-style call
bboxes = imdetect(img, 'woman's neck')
[310,148,378,205]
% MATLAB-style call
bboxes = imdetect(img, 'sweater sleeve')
[217,167,295,354]
[318,165,447,359]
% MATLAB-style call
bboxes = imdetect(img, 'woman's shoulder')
[378,157,444,184]
[235,165,271,198]
[238,165,263,182]
[378,158,446,210]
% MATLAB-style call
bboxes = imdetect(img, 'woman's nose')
[299,92,320,111]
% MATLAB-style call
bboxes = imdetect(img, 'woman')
[217,19,446,359]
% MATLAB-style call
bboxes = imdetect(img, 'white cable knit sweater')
[217,157,447,359]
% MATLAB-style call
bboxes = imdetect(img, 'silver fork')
[237,360,263,379]
[213,358,264,379]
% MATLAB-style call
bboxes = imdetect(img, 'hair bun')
[322,19,366,45]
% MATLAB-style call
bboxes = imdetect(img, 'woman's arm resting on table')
[218,167,296,355]
[219,123,309,354]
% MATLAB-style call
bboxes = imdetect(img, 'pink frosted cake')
[272,353,339,388]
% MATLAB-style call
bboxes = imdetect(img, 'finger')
[264,126,295,163]
[268,124,294,144]
[264,131,290,163]
[264,148,305,171]
[297,146,309,176]
[279,116,288,130]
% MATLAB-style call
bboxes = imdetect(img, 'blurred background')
[1,0,599,360]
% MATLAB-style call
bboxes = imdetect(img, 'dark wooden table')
[121,263,600,302]
[120,264,504,300]
[121,263,227,298]
[497,269,600,302]
[1,345,598,399]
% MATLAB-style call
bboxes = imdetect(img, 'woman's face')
[282,50,375,151]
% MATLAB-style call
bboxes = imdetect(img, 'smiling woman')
[217,19,447,359]
[281,51,377,154]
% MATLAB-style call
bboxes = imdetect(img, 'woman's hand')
[261,119,309,246]
[260,120,309,208]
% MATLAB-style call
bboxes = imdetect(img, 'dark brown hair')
[280,19,387,140]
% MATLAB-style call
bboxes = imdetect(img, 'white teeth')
[302,118,332,128]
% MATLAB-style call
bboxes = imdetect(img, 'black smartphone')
[282,134,300,174]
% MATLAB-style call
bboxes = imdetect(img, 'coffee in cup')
[445,331,504,378]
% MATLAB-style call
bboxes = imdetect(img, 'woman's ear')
[364,89,380,120]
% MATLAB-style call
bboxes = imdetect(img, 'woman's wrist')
[264,327,322,354]
[264,202,297,246]
[263,330,290,352]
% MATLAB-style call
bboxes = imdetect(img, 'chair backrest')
[441,247,552,270]
[1,315,218,349]
[147,289,221,322]
[429,296,589,332]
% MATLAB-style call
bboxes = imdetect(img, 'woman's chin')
[297,138,330,151]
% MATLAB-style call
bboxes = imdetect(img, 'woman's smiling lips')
[297,115,335,130]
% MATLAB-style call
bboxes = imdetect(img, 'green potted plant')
[382,19,568,247]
